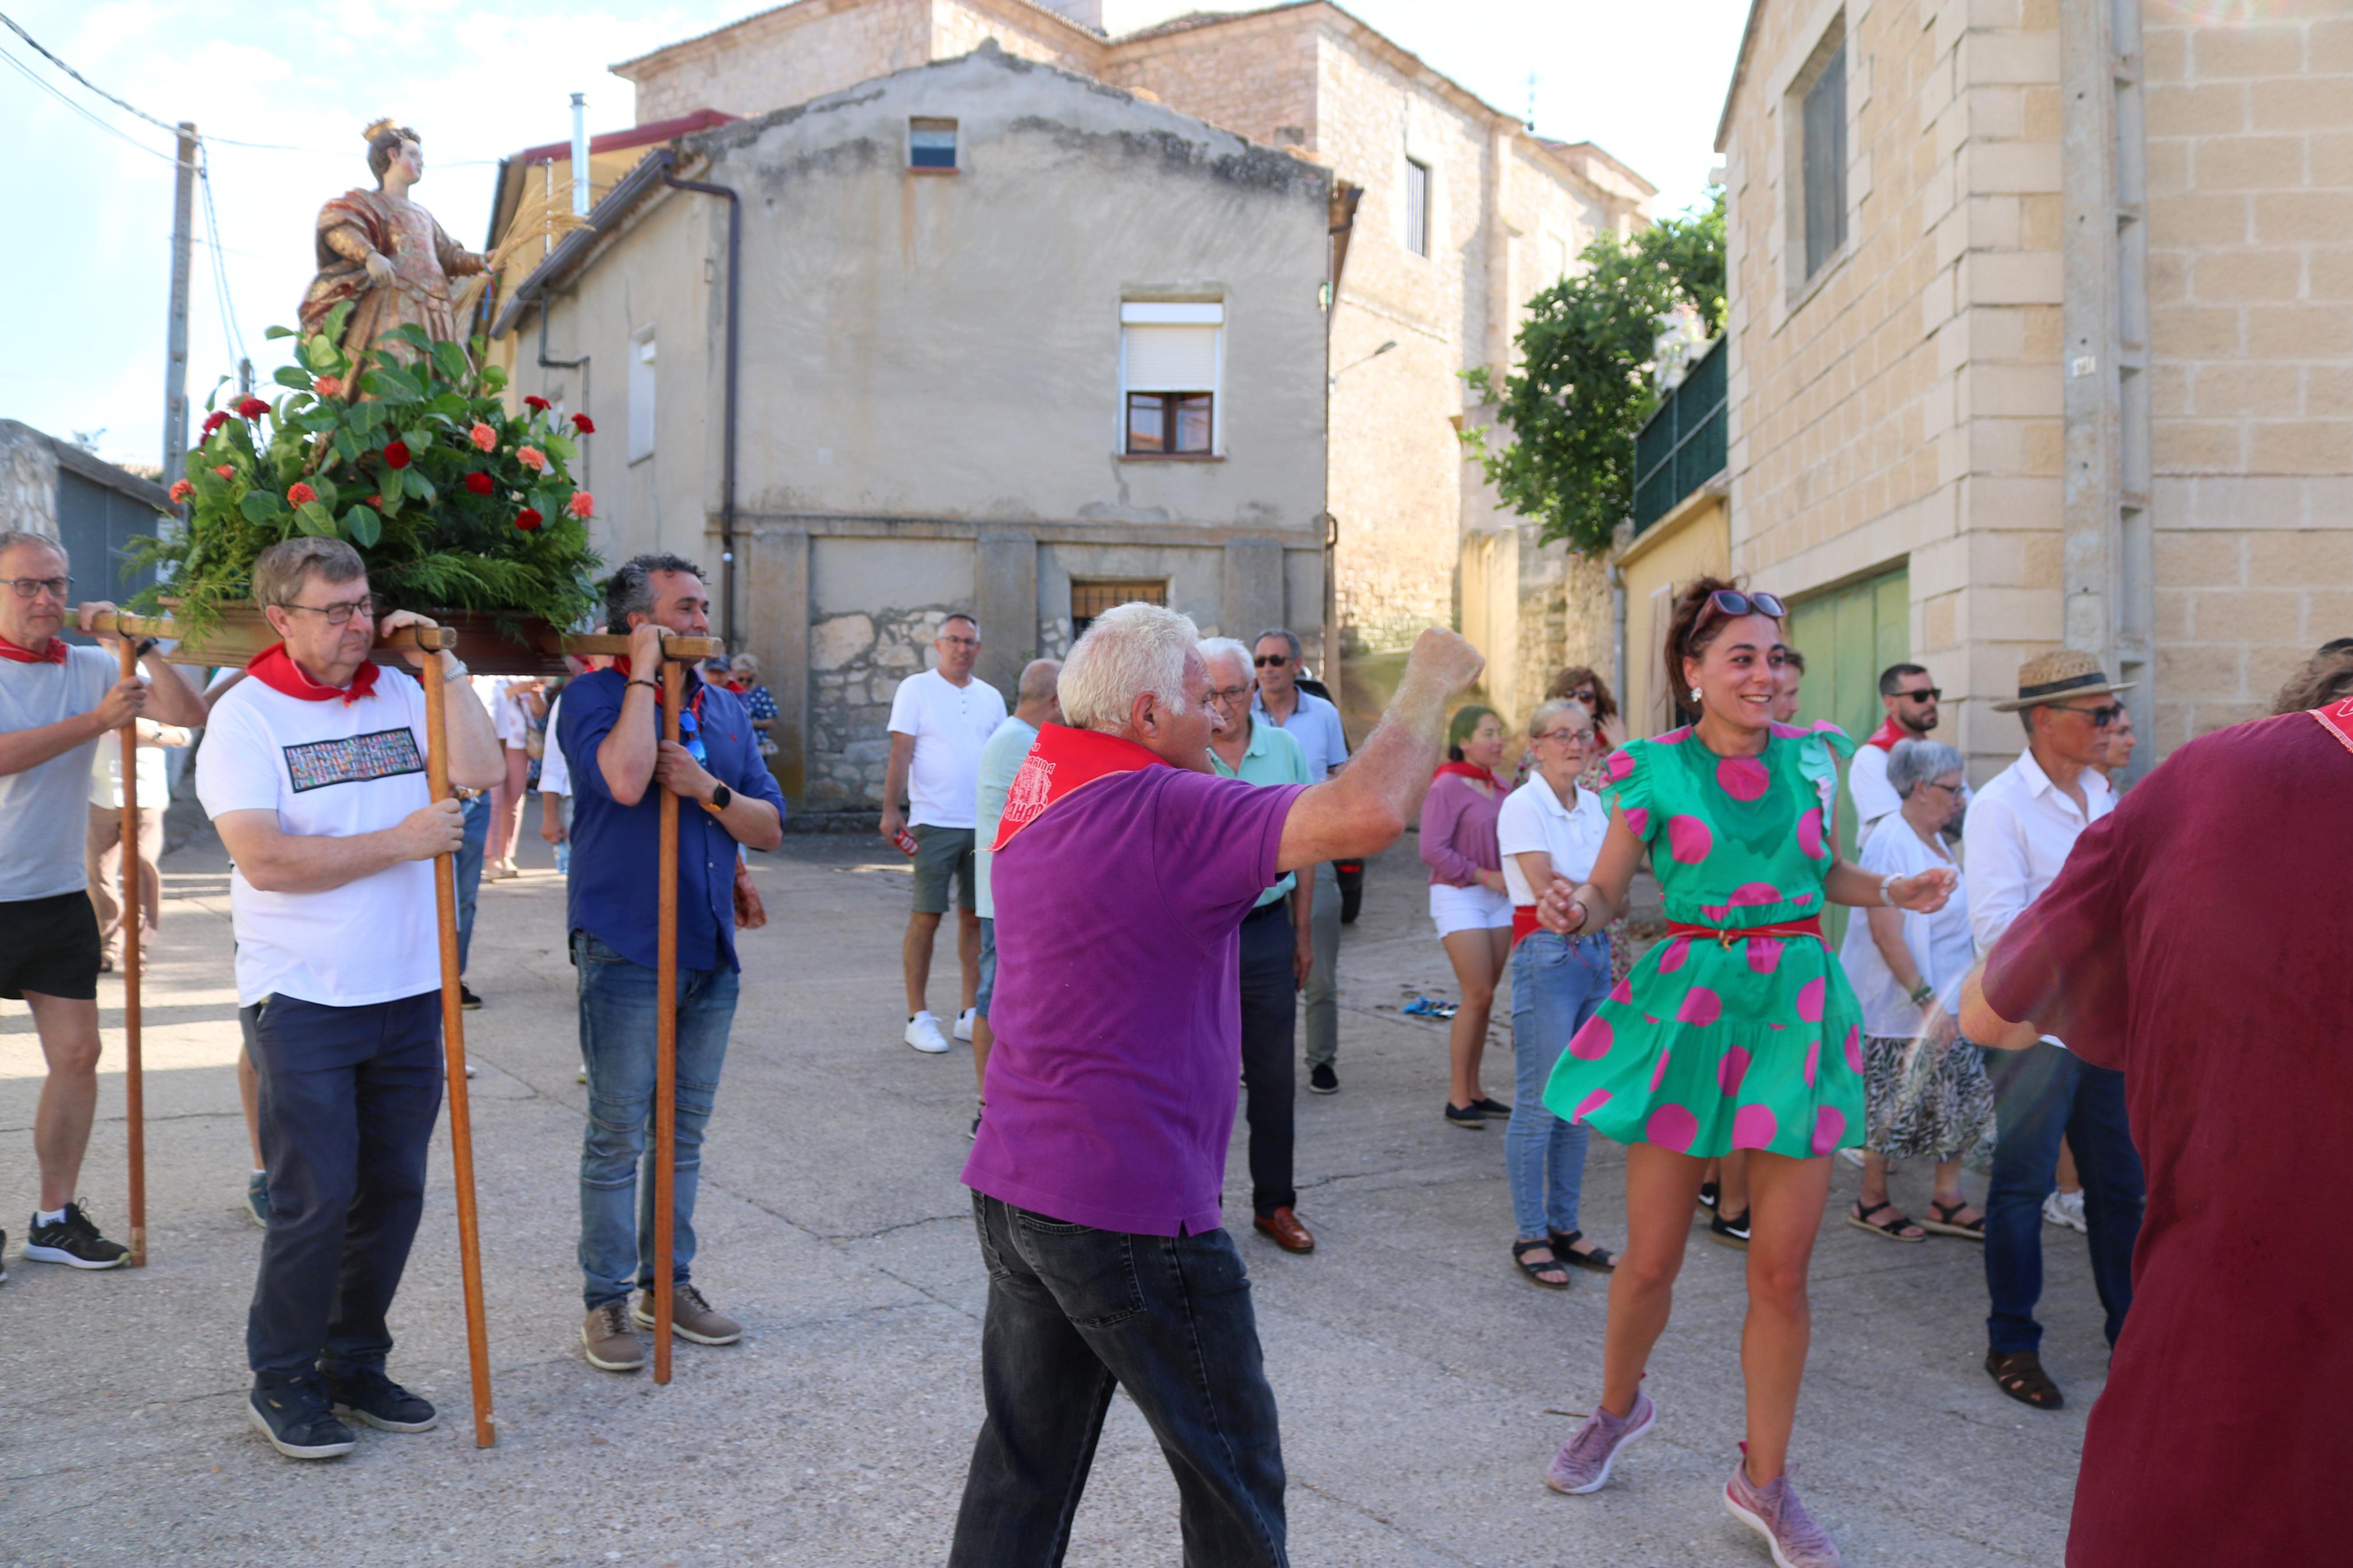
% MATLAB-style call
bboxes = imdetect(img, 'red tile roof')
[510,108,737,167]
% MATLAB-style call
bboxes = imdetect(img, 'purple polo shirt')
[961,766,1307,1235]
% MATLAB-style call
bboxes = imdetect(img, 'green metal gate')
[1785,566,1909,943]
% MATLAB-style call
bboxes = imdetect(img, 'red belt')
[1510,905,1544,948]
[1666,917,1825,948]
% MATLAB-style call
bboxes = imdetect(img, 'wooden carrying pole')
[418,632,499,1448]
[654,657,683,1383]
[116,637,147,1267]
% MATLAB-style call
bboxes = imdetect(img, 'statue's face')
[392,137,423,183]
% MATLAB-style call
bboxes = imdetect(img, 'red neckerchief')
[612,658,706,720]
[0,632,68,664]
[2312,698,2353,756]
[1435,760,1507,790]
[1865,716,1907,752]
[248,642,379,705]
[988,723,1170,852]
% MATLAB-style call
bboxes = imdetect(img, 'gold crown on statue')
[363,117,399,142]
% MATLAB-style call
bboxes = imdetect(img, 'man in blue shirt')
[558,554,785,1374]
[1251,627,1349,1094]
[968,657,1060,1136]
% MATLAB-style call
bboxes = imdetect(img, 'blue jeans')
[454,792,490,973]
[951,1194,1287,1567]
[1982,1042,2145,1354]
[1506,931,1609,1239]
[573,930,740,1311]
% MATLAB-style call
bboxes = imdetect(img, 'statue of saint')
[300,120,487,365]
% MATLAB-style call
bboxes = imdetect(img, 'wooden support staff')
[116,635,147,1267]
[418,632,499,1447]
[654,656,684,1384]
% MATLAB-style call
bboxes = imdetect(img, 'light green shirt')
[1208,717,1314,908]
[973,714,1039,921]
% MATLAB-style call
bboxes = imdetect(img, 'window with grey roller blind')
[1801,40,1847,278]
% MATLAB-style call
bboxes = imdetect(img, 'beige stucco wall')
[1618,493,1731,739]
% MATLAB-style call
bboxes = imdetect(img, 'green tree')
[1461,191,1727,556]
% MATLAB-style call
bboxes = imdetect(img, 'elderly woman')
[1837,737,1993,1240]
[730,653,780,755]
[1421,705,1514,1129]
[1496,698,1617,1286]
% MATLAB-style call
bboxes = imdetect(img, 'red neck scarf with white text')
[1435,759,1506,791]
[0,632,66,665]
[2312,697,2353,756]
[988,723,1170,853]
[248,641,379,705]
[1865,716,1907,752]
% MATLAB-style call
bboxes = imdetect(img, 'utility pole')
[162,122,197,490]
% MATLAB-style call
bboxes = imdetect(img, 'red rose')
[463,471,494,495]
[572,414,595,434]
[566,490,595,520]
[514,508,544,531]
[384,440,411,470]
[524,395,551,413]
[200,411,230,436]
[214,464,235,479]
[366,495,382,507]
[168,478,194,503]
[236,397,269,419]
[288,482,318,506]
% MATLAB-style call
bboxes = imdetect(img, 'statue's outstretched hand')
[364,252,395,287]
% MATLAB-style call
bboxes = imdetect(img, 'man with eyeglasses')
[1851,662,1969,846]
[1962,649,2145,1414]
[0,529,205,1275]
[1250,627,1350,1094]
[558,553,785,1374]
[882,613,1007,1055]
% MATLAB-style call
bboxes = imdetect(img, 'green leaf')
[346,399,388,430]
[404,470,436,504]
[308,474,340,510]
[343,505,382,547]
[400,426,434,453]
[432,340,469,382]
[194,466,230,506]
[264,324,297,340]
[428,393,470,418]
[273,365,314,391]
[294,500,337,537]
[378,465,404,506]
[363,364,424,400]
[323,301,353,344]
[543,432,577,462]
[240,490,286,524]
[302,335,340,371]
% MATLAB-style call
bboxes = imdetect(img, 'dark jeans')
[1982,1042,2145,1354]
[454,792,490,973]
[243,990,443,1386]
[951,1194,1287,1568]
[1237,901,1297,1218]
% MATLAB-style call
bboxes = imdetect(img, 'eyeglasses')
[1918,779,1964,795]
[1254,653,1289,669]
[1696,588,1786,630]
[1897,687,1942,702]
[282,595,378,626]
[677,705,709,765]
[2050,702,2123,728]
[1207,684,1253,703]
[1531,728,1593,747]
[940,635,980,649]
[3,575,72,600]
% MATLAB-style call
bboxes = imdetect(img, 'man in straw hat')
[1961,649,2146,1413]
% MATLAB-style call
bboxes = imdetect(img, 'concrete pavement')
[0,813,2095,1566]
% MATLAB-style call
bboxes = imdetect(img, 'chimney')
[570,93,590,216]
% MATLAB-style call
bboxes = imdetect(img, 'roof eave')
[489,148,679,340]
[1715,0,1768,154]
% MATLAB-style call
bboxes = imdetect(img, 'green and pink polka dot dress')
[1542,721,1865,1161]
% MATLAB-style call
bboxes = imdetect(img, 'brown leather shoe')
[1254,1207,1315,1253]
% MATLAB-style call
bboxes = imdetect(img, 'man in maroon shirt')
[1961,698,2352,1567]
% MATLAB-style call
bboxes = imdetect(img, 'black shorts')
[0,891,103,1002]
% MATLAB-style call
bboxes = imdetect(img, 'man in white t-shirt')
[1851,662,1970,847]
[881,614,1007,1054]
[197,538,503,1461]
[0,528,205,1274]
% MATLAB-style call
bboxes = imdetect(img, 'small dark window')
[1126,392,1214,455]
[1072,579,1168,639]
[1801,43,1847,276]
[910,118,957,170]
[1404,157,1431,257]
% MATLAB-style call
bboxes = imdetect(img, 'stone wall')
[804,604,961,809]
[620,0,932,123]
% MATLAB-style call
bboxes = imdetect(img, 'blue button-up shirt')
[559,668,787,973]
[1251,687,1349,780]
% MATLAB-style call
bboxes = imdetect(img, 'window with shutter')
[909,118,957,170]
[627,326,656,465]
[1119,301,1222,456]
[1404,157,1431,258]
[1801,40,1847,279]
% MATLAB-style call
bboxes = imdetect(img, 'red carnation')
[571,413,595,434]
[200,410,230,436]
[383,440,411,470]
[524,394,551,413]
[236,397,269,419]
[168,478,194,503]
[288,482,318,506]
[514,507,544,531]
[366,495,382,507]
[463,471,494,495]
[214,464,235,479]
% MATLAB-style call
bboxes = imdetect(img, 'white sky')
[1,0,1749,474]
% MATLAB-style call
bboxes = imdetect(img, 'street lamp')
[1329,339,1397,388]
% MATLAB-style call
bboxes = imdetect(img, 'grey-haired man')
[1250,628,1347,1094]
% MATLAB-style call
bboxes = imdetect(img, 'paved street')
[2,813,2096,1566]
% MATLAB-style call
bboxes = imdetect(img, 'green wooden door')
[1785,567,1909,943]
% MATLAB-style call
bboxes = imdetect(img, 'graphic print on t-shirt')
[283,727,425,794]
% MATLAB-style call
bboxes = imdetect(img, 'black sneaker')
[1444,1102,1486,1131]
[1709,1208,1752,1249]
[247,1381,357,1460]
[459,983,483,1011]
[321,1366,438,1433]
[1308,1063,1339,1095]
[23,1203,129,1270]
[1,1227,9,1283]
[1697,1179,1720,1213]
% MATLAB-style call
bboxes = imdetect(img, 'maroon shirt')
[1982,712,2350,1567]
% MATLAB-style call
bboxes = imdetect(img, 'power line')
[197,146,251,371]
[0,8,179,132]
[0,41,187,165]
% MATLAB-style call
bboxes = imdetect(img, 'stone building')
[1714,0,2353,778]
[488,46,1333,809]
[596,0,1656,724]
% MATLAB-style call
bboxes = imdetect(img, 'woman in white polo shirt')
[1496,698,1618,1289]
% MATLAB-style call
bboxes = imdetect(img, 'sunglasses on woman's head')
[1699,588,1787,625]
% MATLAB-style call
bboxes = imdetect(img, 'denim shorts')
[977,916,998,1018]
[911,824,977,915]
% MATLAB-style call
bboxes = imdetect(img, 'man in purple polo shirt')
[951,603,1482,1567]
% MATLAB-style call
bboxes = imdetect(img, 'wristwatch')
[1909,981,1936,1008]
[709,783,732,810]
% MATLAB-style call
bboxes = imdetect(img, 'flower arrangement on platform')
[136,301,600,638]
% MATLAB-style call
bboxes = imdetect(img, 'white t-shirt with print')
[196,670,440,1008]
[886,667,1006,829]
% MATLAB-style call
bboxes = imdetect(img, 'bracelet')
[1910,981,1936,1007]
[626,678,658,691]
[1879,874,1898,907]
[441,657,470,682]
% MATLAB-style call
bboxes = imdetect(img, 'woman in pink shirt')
[1421,705,1513,1129]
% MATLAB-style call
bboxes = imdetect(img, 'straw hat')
[1990,648,2136,712]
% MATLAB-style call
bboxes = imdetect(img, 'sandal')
[1550,1228,1617,1273]
[1921,1198,1986,1240]
[1986,1348,2064,1409]
[1844,1199,1925,1242]
[1513,1239,1570,1289]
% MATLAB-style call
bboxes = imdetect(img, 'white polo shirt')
[1495,773,1610,906]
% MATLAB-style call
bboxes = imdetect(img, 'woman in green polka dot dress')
[1532,578,1956,1567]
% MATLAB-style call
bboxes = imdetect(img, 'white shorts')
[1429,881,1513,938]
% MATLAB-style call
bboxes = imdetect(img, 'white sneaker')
[904,1011,951,1054]
[1838,1146,1867,1169]
[953,1008,977,1043]
[2043,1189,2087,1232]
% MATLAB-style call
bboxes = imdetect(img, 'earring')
[1690,685,1702,704]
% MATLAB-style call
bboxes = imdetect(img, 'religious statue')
[300,119,488,365]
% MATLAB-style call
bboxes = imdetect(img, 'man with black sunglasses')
[1851,662,1969,846]
[1250,627,1350,1094]
[1963,649,2145,1414]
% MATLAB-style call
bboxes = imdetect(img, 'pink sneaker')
[1724,1458,1842,1568]
[1543,1392,1655,1494]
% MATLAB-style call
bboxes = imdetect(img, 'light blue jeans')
[1506,931,1612,1240]
[574,930,740,1310]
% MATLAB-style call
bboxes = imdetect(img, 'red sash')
[1666,917,1825,949]
[2312,698,2353,757]
[0,632,68,664]
[248,642,379,705]
[1435,760,1506,790]
[989,723,1169,853]
[1864,716,1905,752]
